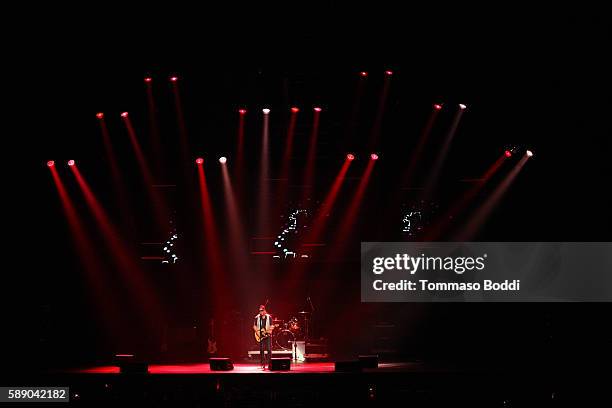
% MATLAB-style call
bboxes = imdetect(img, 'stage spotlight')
[291,107,299,113]
[195,157,204,165]
[459,104,467,110]
[67,160,75,167]
[262,108,270,114]
[346,153,355,161]
[433,104,442,111]
[385,70,393,76]
[96,112,104,119]
[360,71,368,77]
[144,77,152,83]
[505,150,512,158]
[47,160,55,167]
[120,112,128,118]
[219,156,227,164]
[238,108,247,114]
[526,150,534,157]
[370,153,379,161]
[170,76,178,82]
[314,107,322,112]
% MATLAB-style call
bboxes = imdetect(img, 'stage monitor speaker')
[335,360,362,372]
[209,357,234,371]
[114,354,149,374]
[359,355,379,369]
[270,357,291,371]
[120,362,149,374]
[305,341,328,355]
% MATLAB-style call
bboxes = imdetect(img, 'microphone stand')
[306,296,315,343]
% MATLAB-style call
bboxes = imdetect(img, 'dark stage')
[69,361,412,374]
[4,6,611,408]
[23,361,589,406]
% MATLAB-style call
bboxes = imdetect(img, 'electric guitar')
[207,319,217,354]
[254,325,278,342]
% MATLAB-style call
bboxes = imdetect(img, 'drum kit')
[271,311,310,350]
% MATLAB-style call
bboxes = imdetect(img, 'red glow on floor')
[75,362,338,374]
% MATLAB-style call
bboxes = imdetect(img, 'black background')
[3,5,611,374]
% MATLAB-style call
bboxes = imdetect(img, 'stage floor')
[28,361,572,405]
[69,361,426,375]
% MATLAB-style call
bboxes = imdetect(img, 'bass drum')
[275,329,295,351]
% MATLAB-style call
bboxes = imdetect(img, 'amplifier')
[270,357,291,371]
[305,341,328,355]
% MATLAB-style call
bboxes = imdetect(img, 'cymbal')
[298,311,310,314]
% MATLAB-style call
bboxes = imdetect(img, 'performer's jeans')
[259,336,271,366]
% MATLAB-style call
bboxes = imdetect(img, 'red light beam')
[69,164,165,328]
[455,154,530,240]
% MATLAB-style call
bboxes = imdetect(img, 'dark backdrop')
[3,7,611,373]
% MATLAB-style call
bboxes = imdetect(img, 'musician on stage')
[253,304,273,368]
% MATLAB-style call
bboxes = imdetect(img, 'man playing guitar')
[253,305,274,369]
